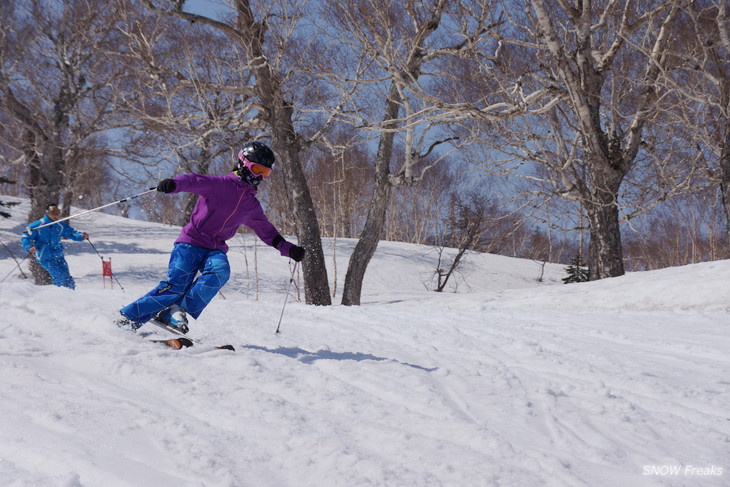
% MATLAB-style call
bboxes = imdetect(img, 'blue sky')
[183,0,232,19]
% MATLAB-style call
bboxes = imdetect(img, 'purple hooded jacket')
[171,172,294,256]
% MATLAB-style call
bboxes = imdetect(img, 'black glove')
[157,179,176,193]
[289,245,305,262]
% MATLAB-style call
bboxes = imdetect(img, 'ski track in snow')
[0,195,729,487]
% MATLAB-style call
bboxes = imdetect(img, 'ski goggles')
[238,152,272,179]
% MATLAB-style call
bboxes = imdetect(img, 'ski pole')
[34,188,156,230]
[0,238,29,279]
[275,260,299,335]
[0,253,29,283]
[86,238,125,292]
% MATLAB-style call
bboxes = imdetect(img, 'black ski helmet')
[238,141,275,169]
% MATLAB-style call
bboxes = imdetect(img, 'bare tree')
[624,189,729,270]
[463,0,691,280]
[323,0,579,303]
[324,0,501,305]
[385,162,456,244]
[142,0,334,305]
[0,177,19,218]
[306,142,373,240]
[114,0,264,225]
[433,192,491,292]
[0,0,129,283]
[663,1,730,241]
[716,1,730,241]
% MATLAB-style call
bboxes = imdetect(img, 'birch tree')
[142,0,336,305]
[324,0,569,303]
[663,1,730,241]
[114,0,264,224]
[468,0,690,280]
[0,0,128,283]
[324,0,492,304]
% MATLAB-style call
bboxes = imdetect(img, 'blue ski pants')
[120,243,230,324]
[39,256,76,289]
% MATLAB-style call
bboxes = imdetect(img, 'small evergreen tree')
[0,177,20,218]
[563,255,589,284]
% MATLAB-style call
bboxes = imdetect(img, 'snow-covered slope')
[0,196,728,487]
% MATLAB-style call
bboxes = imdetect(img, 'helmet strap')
[235,167,263,188]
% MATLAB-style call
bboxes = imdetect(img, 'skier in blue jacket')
[114,141,305,333]
[21,205,89,289]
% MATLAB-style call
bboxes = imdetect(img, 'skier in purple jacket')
[114,141,305,332]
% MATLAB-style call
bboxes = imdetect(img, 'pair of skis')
[146,318,235,352]
[127,260,300,352]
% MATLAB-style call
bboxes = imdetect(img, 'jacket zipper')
[211,189,245,243]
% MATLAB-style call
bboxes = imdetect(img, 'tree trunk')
[342,84,400,306]
[27,134,62,222]
[585,165,625,280]
[30,259,52,286]
[183,142,212,224]
[142,0,332,305]
[341,170,392,305]
[271,120,332,305]
[234,0,331,305]
[26,134,63,286]
[720,116,730,243]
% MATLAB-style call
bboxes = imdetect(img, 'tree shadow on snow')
[240,344,437,372]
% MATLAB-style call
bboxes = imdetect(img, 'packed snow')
[0,195,728,487]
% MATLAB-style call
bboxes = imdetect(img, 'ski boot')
[155,304,189,334]
[114,314,142,332]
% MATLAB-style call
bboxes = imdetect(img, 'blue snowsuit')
[21,215,86,289]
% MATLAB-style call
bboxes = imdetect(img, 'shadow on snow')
[239,344,437,373]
